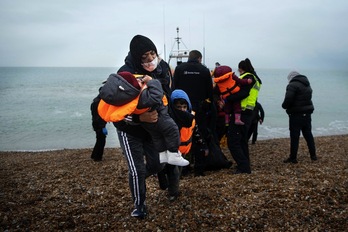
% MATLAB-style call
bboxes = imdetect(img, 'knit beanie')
[118,71,141,90]
[214,65,232,78]
[130,35,157,64]
[287,71,300,82]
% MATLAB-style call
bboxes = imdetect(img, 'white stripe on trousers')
[120,131,141,206]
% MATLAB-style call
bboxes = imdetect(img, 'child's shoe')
[167,151,189,166]
[234,113,245,125]
[159,151,168,163]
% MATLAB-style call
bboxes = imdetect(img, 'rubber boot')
[234,113,245,125]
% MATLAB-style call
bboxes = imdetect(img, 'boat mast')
[168,27,189,67]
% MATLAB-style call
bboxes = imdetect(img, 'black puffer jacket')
[282,74,314,114]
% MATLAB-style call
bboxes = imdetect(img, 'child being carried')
[98,71,189,166]
[213,65,252,125]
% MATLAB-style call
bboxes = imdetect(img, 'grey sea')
[0,67,347,151]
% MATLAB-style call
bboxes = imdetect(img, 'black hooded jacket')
[119,52,172,96]
[282,74,314,114]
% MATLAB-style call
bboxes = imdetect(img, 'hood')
[170,89,192,112]
[99,73,140,106]
[287,71,300,82]
[290,74,310,87]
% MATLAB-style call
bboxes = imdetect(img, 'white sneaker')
[167,151,189,166]
[159,151,168,163]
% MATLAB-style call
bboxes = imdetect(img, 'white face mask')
[142,56,158,72]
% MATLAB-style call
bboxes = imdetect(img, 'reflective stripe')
[119,131,141,205]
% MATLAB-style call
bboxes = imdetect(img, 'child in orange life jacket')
[98,71,189,167]
[213,65,252,125]
[170,89,209,176]
[156,89,196,200]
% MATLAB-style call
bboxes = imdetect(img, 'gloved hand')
[102,127,108,135]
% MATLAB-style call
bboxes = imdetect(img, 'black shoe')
[233,169,251,175]
[283,158,298,164]
[131,205,147,219]
[169,192,179,202]
[194,171,206,177]
[311,156,318,161]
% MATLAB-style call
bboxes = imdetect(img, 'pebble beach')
[1,135,347,231]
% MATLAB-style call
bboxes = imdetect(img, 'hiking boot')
[159,151,168,163]
[167,151,189,166]
[131,205,147,219]
[310,155,318,161]
[283,158,298,164]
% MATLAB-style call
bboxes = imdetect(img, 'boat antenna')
[163,4,166,61]
[168,27,189,66]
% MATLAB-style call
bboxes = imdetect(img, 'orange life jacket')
[97,91,168,123]
[179,115,195,155]
[98,97,149,122]
[213,72,240,99]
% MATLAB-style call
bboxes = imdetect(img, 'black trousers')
[227,112,253,173]
[91,129,106,160]
[289,113,316,159]
[248,122,259,144]
[157,164,181,196]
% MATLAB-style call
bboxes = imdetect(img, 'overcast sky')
[1,0,347,70]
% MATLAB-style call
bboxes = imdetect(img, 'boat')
[168,27,190,68]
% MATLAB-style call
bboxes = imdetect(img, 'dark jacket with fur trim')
[282,74,314,114]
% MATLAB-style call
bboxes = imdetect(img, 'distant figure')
[211,61,221,76]
[248,101,265,144]
[282,71,317,164]
[90,94,107,162]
